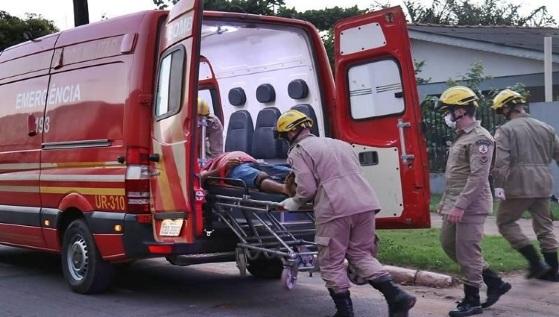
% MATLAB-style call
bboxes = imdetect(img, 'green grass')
[430,193,559,220]
[386,193,558,273]
[376,228,526,274]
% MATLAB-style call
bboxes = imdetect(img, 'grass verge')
[376,228,527,274]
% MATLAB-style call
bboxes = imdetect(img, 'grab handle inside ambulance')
[27,114,37,136]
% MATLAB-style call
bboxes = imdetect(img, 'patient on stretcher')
[200,151,296,196]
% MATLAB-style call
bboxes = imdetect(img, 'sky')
[2,0,558,31]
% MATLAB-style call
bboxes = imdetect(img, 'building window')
[348,59,404,119]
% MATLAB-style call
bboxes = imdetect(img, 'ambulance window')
[155,48,185,118]
[347,59,404,119]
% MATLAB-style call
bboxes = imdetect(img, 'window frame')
[154,45,187,121]
[345,57,406,121]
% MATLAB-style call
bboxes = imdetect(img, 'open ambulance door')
[333,6,430,228]
[150,0,203,244]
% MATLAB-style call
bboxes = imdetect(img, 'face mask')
[444,113,456,129]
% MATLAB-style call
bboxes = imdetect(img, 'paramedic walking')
[437,86,510,317]
[276,110,416,317]
[491,89,559,282]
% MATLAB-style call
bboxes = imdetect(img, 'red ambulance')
[0,1,430,293]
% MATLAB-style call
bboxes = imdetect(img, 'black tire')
[247,255,283,279]
[61,219,114,294]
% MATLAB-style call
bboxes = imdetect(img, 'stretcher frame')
[204,177,318,289]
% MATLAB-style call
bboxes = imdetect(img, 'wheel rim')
[67,235,89,281]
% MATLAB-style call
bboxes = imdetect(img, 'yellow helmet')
[491,89,526,111]
[198,97,210,116]
[275,110,313,133]
[436,86,479,112]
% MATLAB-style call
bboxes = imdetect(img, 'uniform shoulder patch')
[475,139,492,146]
[475,138,492,154]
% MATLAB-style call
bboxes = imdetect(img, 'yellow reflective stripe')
[51,162,121,168]
[41,187,125,196]
[0,162,122,170]
[0,185,39,193]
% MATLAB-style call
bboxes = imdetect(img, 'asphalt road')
[1,245,558,317]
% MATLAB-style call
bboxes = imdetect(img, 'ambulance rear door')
[333,6,430,228]
[150,0,203,243]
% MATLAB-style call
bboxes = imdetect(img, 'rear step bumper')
[166,252,236,266]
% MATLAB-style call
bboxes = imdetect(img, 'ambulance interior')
[198,20,325,165]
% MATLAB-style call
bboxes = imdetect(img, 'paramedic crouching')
[276,110,416,317]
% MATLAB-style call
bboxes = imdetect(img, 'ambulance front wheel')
[61,219,115,294]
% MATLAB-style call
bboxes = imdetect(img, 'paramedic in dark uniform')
[276,110,416,317]
[437,86,511,317]
[491,89,559,282]
[198,98,224,159]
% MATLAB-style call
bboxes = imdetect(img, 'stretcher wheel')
[236,248,247,277]
[281,266,298,290]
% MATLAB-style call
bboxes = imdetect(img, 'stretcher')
[204,176,318,289]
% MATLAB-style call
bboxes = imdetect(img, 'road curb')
[384,265,455,288]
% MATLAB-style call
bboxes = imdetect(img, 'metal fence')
[422,105,505,172]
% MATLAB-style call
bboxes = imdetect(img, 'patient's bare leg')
[259,178,288,195]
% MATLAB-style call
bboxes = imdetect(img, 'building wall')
[411,40,559,84]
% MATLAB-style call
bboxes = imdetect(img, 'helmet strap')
[450,110,464,123]
[288,127,305,144]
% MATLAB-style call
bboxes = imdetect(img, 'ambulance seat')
[291,104,319,136]
[252,107,287,159]
[225,110,254,154]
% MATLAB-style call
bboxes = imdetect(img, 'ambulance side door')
[333,6,430,228]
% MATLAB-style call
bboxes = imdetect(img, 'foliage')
[277,6,365,31]
[377,228,527,273]
[154,0,286,14]
[414,59,431,85]
[403,0,556,26]
[0,11,58,50]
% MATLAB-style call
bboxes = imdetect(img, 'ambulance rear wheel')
[247,256,283,279]
[62,219,114,294]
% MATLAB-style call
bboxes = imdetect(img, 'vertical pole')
[544,36,553,102]
[73,0,89,27]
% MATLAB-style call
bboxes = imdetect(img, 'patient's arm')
[200,168,220,184]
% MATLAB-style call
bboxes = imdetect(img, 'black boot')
[517,245,550,279]
[539,252,559,282]
[328,289,354,317]
[481,268,511,308]
[370,279,416,317]
[449,284,483,317]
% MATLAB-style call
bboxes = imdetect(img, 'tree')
[0,11,58,50]
[403,0,556,26]
[154,0,285,15]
